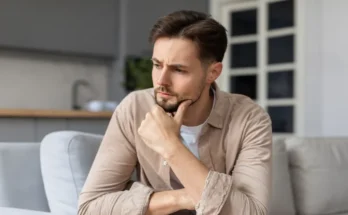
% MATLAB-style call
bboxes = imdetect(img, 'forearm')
[78,182,153,215]
[165,140,209,204]
[145,189,193,215]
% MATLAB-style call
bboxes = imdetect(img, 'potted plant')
[124,56,153,92]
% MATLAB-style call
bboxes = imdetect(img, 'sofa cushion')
[0,207,50,215]
[0,142,49,212]
[286,137,348,215]
[269,138,296,215]
[40,131,103,215]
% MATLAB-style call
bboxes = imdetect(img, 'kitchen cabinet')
[67,119,109,136]
[0,119,36,142]
[0,109,112,142]
[36,119,68,142]
[0,0,119,58]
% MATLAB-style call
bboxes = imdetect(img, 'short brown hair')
[149,10,227,63]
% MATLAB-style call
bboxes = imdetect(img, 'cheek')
[174,78,198,97]
[151,68,159,85]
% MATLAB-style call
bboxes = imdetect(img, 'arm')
[146,189,195,215]
[166,110,273,215]
[78,94,153,215]
[78,94,194,215]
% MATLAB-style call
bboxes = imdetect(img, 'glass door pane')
[230,9,257,36]
[268,70,294,99]
[230,75,257,100]
[230,42,257,68]
[268,0,294,30]
[268,35,294,64]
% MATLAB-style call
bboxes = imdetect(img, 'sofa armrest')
[0,142,49,212]
[40,131,104,215]
[286,137,348,215]
[0,207,50,215]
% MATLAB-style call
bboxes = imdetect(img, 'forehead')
[152,37,200,65]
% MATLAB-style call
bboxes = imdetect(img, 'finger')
[153,105,164,113]
[152,105,169,123]
[174,99,192,125]
[152,105,165,117]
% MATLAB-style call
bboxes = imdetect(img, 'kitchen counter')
[0,109,113,119]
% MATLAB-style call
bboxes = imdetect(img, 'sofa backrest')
[286,137,348,215]
[0,142,49,212]
[269,138,296,215]
[40,131,348,215]
[40,131,103,215]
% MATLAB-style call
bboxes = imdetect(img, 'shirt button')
[163,160,168,166]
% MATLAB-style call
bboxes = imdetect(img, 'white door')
[212,0,300,136]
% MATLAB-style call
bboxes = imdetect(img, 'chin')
[156,101,179,113]
[162,106,179,113]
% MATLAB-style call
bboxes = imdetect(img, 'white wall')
[305,0,348,137]
[0,50,108,110]
[303,0,323,136]
[321,0,348,136]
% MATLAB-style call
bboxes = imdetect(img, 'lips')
[158,92,171,96]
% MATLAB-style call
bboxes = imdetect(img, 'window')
[221,0,297,135]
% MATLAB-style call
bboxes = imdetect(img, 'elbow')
[77,195,94,215]
[77,201,89,215]
[220,193,269,215]
[247,196,269,215]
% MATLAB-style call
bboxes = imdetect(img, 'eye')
[153,64,161,69]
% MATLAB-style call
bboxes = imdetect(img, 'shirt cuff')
[195,171,233,215]
[121,182,154,215]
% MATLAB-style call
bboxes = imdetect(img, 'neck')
[181,85,214,126]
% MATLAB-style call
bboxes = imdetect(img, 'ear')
[206,62,223,84]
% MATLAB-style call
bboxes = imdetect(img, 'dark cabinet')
[0,0,119,58]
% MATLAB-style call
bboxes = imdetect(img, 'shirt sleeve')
[195,110,273,215]
[78,93,154,215]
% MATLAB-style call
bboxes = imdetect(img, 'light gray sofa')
[0,131,348,215]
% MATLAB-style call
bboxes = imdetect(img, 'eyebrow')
[151,58,189,69]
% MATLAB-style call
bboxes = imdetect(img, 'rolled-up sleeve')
[195,111,272,215]
[78,93,154,215]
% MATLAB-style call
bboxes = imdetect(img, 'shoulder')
[222,91,269,117]
[219,92,272,151]
[116,88,155,113]
[218,91,271,128]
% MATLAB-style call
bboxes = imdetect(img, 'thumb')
[174,100,192,125]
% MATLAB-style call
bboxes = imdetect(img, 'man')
[78,10,272,215]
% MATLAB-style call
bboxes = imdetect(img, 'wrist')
[174,189,195,210]
[162,136,183,160]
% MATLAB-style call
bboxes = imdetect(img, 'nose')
[156,67,171,86]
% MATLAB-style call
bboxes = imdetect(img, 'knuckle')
[153,106,160,112]
[145,112,151,119]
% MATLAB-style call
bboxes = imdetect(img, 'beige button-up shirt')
[78,85,273,215]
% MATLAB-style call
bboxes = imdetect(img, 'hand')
[138,100,191,158]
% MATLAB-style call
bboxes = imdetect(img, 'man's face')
[151,37,207,113]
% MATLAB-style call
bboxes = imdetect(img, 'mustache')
[155,86,176,95]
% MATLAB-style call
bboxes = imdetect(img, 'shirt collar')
[206,82,225,129]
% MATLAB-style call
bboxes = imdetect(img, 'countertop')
[0,109,113,119]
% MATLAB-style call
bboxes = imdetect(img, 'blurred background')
[0,1,348,215]
[0,0,346,139]
[0,0,210,142]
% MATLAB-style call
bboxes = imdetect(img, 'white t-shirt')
[179,123,204,159]
[179,88,216,159]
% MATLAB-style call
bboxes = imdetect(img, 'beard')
[154,86,183,112]
[154,83,205,113]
